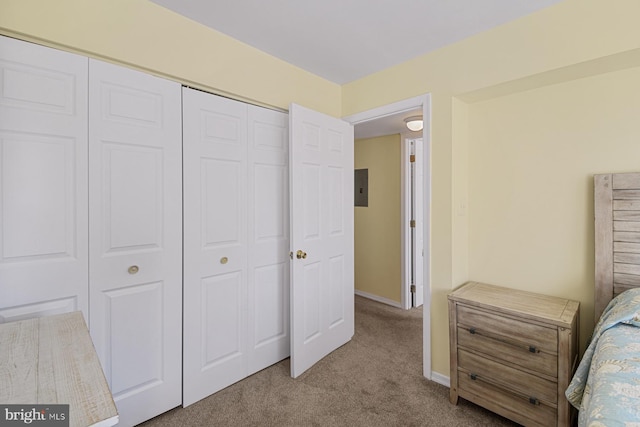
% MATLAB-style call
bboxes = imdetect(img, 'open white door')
[413,138,425,307]
[289,104,354,378]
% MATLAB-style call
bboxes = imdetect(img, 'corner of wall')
[451,97,470,287]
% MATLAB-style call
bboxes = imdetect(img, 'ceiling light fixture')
[404,116,423,132]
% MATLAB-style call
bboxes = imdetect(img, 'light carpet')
[139,296,517,426]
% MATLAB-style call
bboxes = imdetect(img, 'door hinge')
[410,284,416,293]
[409,154,415,163]
[410,220,416,228]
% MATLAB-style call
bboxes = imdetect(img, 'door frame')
[342,93,432,380]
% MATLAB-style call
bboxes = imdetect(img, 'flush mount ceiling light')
[404,115,423,132]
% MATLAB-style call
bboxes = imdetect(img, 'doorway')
[343,94,432,379]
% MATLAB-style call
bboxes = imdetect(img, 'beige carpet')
[139,296,517,426]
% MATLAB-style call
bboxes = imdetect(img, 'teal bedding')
[566,288,640,427]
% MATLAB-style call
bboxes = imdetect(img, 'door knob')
[296,250,307,259]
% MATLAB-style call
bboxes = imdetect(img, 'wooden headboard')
[594,172,640,320]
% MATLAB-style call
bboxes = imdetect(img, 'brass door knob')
[296,250,307,259]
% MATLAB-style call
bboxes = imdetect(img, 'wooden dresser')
[448,282,579,427]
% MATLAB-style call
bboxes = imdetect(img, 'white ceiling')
[151,0,563,85]
[151,0,563,138]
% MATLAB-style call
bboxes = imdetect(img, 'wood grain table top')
[0,312,118,427]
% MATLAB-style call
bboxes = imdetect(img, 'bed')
[565,172,640,426]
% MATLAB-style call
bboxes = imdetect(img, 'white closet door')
[88,59,182,426]
[183,88,249,406]
[247,105,290,375]
[289,103,354,378]
[0,36,88,322]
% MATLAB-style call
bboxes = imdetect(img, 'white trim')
[354,290,403,309]
[343,94,432,380]
[430,371,450,388]
[343,95,427,125]
[421,96,432,380]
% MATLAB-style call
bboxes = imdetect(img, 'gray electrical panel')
[354,169,368,207]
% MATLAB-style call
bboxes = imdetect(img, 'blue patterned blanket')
[566,288,640,426]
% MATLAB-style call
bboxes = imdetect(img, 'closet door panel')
[104,281,164,394]
[183,88,248,407]
[89,59,182,426]
[0,36,88,322]
[247,105,290,374]
[200,271,244,385]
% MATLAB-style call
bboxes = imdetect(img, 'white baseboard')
[430,371,450,388]
[354,290,403,308]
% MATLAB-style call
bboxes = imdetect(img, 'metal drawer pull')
[468,372,543,407]
[466,326,541,354]
[128,265,139,274]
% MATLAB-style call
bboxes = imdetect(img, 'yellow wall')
[468,65,640,341]
[451,98,469,287]
[342,0,640,376]
[354,135,402,303]
[0,0,341,115]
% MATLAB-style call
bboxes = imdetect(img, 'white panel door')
[0,36,88,322]
[88,59,182,426]
[289,103,354,378]
[183,88,249,406]
[247,105,290,375]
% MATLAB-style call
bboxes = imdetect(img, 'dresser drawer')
[458,349,557,404]
[457,305,558,377]
[459,370,557,427]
